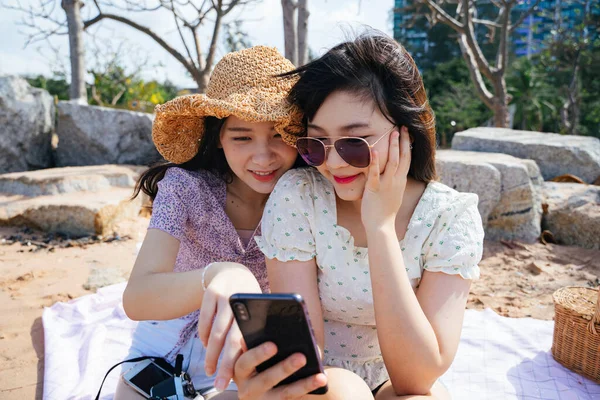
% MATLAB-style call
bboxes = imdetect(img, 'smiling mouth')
[333,174,360,184]
[250,169,277,182]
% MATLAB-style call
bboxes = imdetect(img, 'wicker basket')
[552,286,600,383]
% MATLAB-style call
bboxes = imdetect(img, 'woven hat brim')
[153,92,304,164]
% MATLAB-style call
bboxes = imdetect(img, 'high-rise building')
[512,0,597,58]
[393,0,599,67]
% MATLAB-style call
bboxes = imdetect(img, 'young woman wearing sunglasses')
[232,32,485,399]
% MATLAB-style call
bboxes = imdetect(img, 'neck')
[336,195,363,215]
[227,176,269,209]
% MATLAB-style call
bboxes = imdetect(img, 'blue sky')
[0,0,393,88]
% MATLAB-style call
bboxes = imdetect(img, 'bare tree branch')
[422,0,464,32]
[460,0,494,78]
[509,0,541,33]
[4,0,257,92]
[169,0,197,69]
[458,34,495,109]
[85,12,197,78]
[496,3,511,74]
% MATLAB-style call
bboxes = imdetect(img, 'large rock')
[437,150,543,242]
[0,189,142,237]
[0,76,55,173]
[0,165,146,237]
[0,164,144,197]
[542,182,600,249]
[56,101,160,167]
[452,127,600,183]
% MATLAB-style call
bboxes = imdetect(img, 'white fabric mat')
[43,283,600,400]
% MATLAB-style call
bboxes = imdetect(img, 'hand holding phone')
[233,342,328,400]
[229,293,328,395]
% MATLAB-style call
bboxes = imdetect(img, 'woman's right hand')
[197,262,262,391]
[233,342,328,399]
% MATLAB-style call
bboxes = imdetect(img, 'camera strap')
[94,355,174,400]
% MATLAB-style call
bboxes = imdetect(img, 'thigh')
[302,367,374,400]
[205,392,239,400]
[374,380,451,400]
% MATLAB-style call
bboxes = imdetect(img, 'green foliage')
[26,75,70,100]
[27,73,179,113]
[509,0,600,137]
[507,58,557,132]
[422,58,492,147]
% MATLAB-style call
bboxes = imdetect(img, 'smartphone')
[229,293,328,395]
[122,359,174,398]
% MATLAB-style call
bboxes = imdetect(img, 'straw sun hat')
[152,46,304,164]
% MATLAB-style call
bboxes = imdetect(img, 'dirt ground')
[0,219,598,399]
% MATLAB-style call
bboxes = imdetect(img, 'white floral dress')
[255,168,484,390]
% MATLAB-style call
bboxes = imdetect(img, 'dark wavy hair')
[282,30,437,182]
[132,116,229,201]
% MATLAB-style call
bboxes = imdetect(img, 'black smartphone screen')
[129,362,172,396]
[230,293,327,394]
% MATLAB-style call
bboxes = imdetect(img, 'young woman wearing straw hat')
[114,46,327,399]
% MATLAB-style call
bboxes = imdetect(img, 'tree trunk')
[282,0,297,65]
[297,0,309,66]
[61,0,87,104]
[490,73,510,127]
[195,71,210,93]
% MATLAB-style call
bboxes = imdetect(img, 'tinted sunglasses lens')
[335,138,370,168]
[297,138,325,166]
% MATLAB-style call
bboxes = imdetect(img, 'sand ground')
[0,217,598,399]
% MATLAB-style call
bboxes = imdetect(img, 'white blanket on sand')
[43,283,600,400]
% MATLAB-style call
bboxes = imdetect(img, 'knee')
[319,367,373,400]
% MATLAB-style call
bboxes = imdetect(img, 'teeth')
[252,171,274,176]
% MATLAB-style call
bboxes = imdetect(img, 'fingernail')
[215,378,228,392]
[205,367,214,376]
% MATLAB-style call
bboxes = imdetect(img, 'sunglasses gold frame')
[297,125,397,168]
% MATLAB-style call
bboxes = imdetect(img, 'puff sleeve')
[148,168,189,241]
[255,169,318,262]
[422,192,484,280]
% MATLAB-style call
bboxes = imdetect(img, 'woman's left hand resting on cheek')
[361,127,411,231]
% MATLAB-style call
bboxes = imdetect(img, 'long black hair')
[132,116,229,201]
[282,30,437,182]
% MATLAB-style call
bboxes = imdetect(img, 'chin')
[249,181,277,194]
[330,182,364,202]
[335,189,363,202]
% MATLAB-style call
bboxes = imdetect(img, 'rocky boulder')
[0,75,55,173]
[56,101,161,167]
[0,164,144,197]
[542,182,600,249]
[0,165,146,237]
[452,127,600,183]
[437,150,543,242]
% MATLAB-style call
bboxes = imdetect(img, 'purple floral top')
[148,167,268,359]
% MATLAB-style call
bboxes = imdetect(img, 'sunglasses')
[296,125,397,168]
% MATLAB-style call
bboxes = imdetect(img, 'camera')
[149,371,201,400]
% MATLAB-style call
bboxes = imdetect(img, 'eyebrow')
[226,127,253,132]
[226,126,277,133]
[307,122,371,134]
